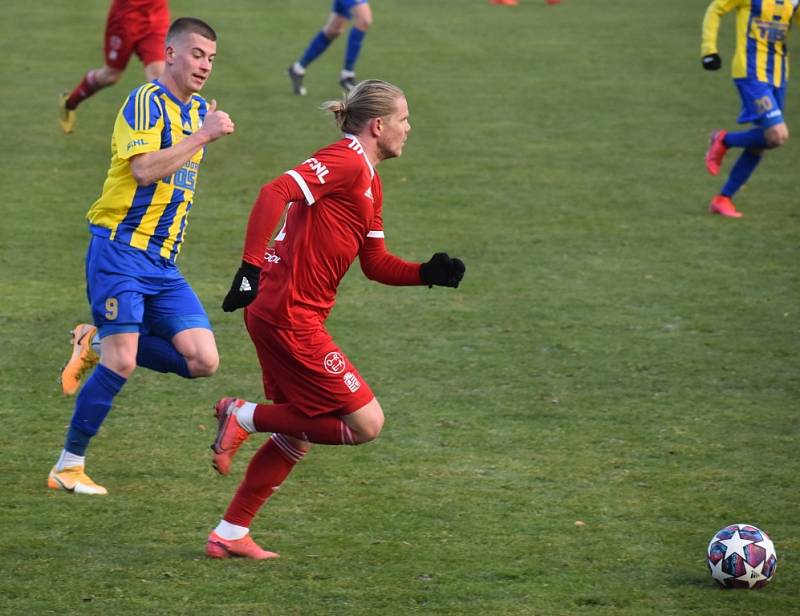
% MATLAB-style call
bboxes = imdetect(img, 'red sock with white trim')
[66,70,103,110]
[252,402,355,445]
[223,433,306,527]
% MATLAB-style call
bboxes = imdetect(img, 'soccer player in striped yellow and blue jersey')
[701,0,800,218]
[48,17,235,496]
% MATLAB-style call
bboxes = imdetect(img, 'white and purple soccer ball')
[707,523,777,589]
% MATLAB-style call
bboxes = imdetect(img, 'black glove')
[419,252,466,288]
[222,261,261,312]
[702,53,722,71]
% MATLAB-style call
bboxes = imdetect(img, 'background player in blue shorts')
[47,17,235,495]
[286,0,373,96]
[701,0,799,218]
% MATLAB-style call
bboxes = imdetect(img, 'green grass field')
[1,0,799,613]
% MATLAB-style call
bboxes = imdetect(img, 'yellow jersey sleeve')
[114,83,164,161]
[702,0,742,57]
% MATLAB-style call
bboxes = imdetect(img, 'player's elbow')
[129,159,154,186]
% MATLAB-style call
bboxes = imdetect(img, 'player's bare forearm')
[129,133,209,186]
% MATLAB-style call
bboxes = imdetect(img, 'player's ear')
[165,45,175,64]
[370,116,383,138]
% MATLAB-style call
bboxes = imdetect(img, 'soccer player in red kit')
[205,80,466,559]
[59,0,170,133]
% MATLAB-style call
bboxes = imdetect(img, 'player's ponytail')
[322,80,404,134]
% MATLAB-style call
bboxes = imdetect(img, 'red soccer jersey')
[247,136,390,329]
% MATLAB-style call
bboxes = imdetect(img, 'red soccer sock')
[253,402,355,445]
[224,434,306,527]
[66,70,102,110]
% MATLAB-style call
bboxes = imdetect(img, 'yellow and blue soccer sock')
[299,30,333,68]
[61,364,127,460]
[721,150,762,198]
[343,27,367,73]
[136,334,191,378]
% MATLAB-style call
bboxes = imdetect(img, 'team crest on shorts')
[323,351,346,374]
[343,371,361,393]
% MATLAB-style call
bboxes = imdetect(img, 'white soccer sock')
[236,401,257,433]
[292,61,306,75]
[56,449,85,471]
[215,520,249,540]
[340,69,355,79]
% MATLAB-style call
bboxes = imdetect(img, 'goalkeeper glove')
[702,54,721,71]
[420,253,466,288]
[222,261,261,312]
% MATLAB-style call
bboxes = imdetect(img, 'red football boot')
[211,398,252,475]
[709,195,742,218]
[705,130,729,176]
[205,531,279,560]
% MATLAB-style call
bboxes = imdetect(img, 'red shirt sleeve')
[241,174,306,266]
[359,236,423,285]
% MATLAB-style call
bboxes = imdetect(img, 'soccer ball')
[707,523,777,589]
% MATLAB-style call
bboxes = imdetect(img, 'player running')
[701,0,799,218]
[59,0,171,134]
[205,80,466,559]
[48,18,234,496]
[286,0,374,96]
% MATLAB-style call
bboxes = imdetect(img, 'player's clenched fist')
[419,252,466,288]
[222,261,261,312]
[201,99,235,141]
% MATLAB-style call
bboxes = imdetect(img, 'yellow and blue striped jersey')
[702,0,800,87]
[87,80,208,262]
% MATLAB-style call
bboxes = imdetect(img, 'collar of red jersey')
[342,133,375,179]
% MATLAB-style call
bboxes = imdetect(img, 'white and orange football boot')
[48,465,108,495]
[60,323,99,395]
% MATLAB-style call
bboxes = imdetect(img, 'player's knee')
[354,16,373,30]
[765,126,789,148]
[189,349,219,377]
[104,355,137,378]
[354,411,384,444]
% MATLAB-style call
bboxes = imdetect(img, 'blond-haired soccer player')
[206,80,465,559]
[48,17,234,496]
[702,0,799,218]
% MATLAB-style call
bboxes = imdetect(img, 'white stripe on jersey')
[366,230,384,238]
[285,169,315,205]
[343,133,375,179]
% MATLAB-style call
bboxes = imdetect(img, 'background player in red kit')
[59,0,170,133]
[206,80,466,559]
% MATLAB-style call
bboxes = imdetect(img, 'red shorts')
[104,1,170,70]
[244,310,375,417]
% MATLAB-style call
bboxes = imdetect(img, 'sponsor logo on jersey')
[323,351,346,374]
[343,371,361,393]
[303,157,330,184]
[127,138,148,151]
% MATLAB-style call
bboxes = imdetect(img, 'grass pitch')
[1,0,798,614]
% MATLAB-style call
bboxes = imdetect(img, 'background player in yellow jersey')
[701,0,799,218]
[48,17,235,495]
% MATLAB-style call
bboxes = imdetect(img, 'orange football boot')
[60,323,99,395]
[205,531,279,560]
[709,195,743,218]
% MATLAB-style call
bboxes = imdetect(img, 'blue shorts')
[85,232,211,339]
[333,0,368,18]
[734,79,786,128]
